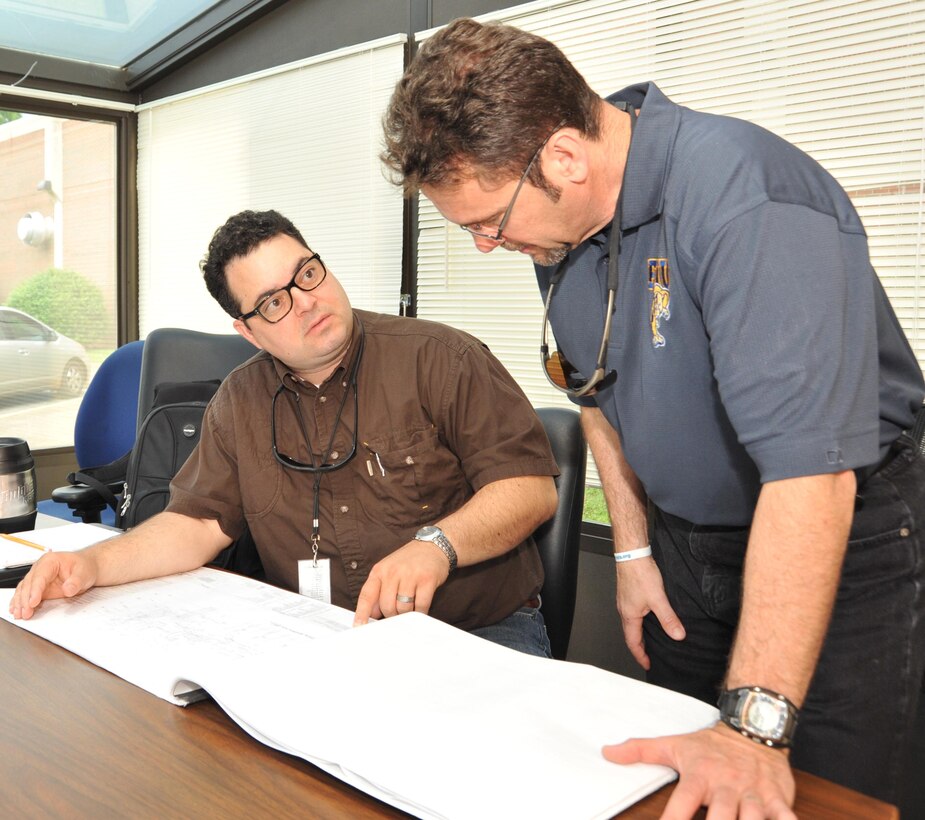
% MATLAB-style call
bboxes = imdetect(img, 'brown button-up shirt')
[167,310,558,630]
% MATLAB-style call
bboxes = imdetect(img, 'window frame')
[0,93,137,457]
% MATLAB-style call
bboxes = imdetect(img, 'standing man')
[12,209,560,658]
[381,16,925,815]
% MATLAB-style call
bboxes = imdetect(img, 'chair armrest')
[50,481,124,524]
[51,481,124,506]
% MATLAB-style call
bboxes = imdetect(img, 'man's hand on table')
[353,539,450,625]
[603,722,797,819]
[9,551,99,620]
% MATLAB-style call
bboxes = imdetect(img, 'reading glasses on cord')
[270,329,365,564]
[270,327,364,475]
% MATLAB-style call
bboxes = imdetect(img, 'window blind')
[137,35,406,334]
[416,0,925,491]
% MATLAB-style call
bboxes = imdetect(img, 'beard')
[500,240,570,267]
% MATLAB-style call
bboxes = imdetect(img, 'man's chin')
[501,241,570,266]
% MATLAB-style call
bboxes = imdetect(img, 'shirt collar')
[605,81,681,230]
[273,310,362,391]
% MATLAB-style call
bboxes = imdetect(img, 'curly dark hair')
[381,17,602,196]
[201,210,308,317]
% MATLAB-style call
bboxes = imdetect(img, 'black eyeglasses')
[271,383,358,472]
[460,121,566,242]
[270,327,364,474]
[238,253,327,323]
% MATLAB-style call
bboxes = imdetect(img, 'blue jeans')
[643,433,925,804]
[470,604,553,658]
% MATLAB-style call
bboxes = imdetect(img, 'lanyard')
[272,327,364,564]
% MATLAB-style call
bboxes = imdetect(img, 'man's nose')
[291,286,319,312]
[471,234,502,254]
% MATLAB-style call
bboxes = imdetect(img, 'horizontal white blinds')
[416,0,925,488]
[137,37,406,334]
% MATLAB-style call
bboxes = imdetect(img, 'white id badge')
[298,558,332,603]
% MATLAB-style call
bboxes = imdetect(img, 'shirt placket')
[307,373,365,603]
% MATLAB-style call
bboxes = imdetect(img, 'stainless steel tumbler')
[0,437,37,534]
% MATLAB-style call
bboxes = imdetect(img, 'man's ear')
[233,317,263,350]
[545,129,590,185]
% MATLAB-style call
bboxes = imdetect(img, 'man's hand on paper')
[603,722,797,819]
[353,540,450,625]
[615,556,686,670]
[9,552,99,620]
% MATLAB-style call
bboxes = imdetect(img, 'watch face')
[416,526,440,540]
[743,691,787,739]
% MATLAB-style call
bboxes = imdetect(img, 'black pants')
[644,434,925,804]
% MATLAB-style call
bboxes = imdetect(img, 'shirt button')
[348,560,358,570]
[339,505,349,514]
[319,395,327,403]
[330,450,339,460]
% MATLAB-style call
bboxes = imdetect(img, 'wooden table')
[0,620,897,819]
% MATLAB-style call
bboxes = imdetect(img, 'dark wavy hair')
[201,209,308,317]
[381,17,602,195]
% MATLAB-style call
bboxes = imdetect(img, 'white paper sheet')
[0,568,718,819]
[0,569,354,703]
[0,523,118,568]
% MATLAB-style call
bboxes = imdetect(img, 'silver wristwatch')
[718,686,799,749]
[414,525,457,573]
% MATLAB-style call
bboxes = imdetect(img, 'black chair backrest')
[136,328,258,431]
[534,407,587,660]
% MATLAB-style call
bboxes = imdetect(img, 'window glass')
[0,111,117,450]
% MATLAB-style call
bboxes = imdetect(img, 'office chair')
[534,407,587,660]
[49,329,257,526]
[134,327,257,430]
[37,340,145,525]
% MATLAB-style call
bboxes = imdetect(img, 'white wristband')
[614,545,653,563]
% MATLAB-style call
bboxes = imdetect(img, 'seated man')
[11,210,559,656]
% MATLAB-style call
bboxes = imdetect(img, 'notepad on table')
[0,523,118,569]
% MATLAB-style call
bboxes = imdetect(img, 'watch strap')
[718,686,799,749]
[415,526,457,573]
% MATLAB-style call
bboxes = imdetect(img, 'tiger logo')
[647,257,671,348]
[650,283,671,348]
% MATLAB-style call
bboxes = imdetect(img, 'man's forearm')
[727,471,856,703]
[581,406,647,548]
[438,474,557,568]
[89,511,232,587]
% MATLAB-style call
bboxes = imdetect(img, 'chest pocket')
[362,425,469,530]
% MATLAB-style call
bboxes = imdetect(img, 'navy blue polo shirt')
[537,82,924,525]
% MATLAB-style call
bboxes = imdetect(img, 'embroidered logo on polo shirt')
[647,257,671,348]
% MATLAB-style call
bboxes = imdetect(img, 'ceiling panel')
[0,0,224,68]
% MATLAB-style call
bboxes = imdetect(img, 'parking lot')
[0,366,97,451]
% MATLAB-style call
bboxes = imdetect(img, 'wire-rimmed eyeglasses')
[460,121,567,242]
[238,253,327,323]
